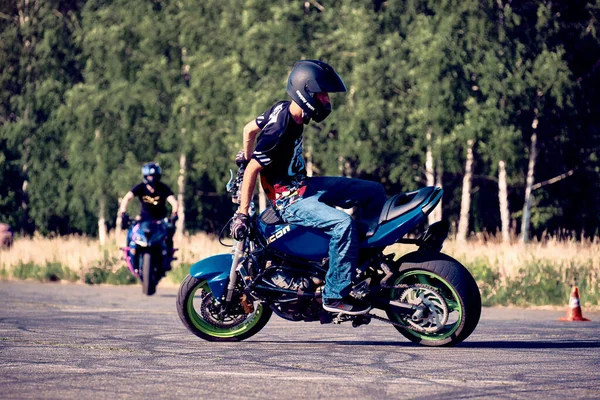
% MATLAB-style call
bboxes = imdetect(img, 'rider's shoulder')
[260,102,294,134]
[131,182,145,192]
[157,182,173,193]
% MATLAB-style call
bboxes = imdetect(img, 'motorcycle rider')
[231,60,386,315]
[118,162,179,250]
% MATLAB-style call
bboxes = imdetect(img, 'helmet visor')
[307,73,347,93]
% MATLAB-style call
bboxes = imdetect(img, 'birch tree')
[456,140,475,242]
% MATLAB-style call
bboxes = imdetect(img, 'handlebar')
[226,167,245,204]
[226,167,256,216]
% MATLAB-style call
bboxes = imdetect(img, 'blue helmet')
[142,162,161,186]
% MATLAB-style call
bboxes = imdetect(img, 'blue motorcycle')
[176,170,481,346]
[122,216,176,296]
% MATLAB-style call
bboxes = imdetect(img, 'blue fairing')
[189,253,232,300]
[256,207,427,258]
[361,208,426,248]
[256,221,330,261]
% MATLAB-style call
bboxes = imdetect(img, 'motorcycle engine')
[262,263,324,322]
[263,267,312,291]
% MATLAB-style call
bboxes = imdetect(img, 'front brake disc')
[199,291,247,329]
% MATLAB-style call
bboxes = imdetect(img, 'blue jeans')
[279,177,386,301]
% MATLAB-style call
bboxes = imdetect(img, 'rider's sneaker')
[323,297,371,315]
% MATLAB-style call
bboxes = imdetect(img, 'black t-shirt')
[252,101,307,203]
[131,182,174,220]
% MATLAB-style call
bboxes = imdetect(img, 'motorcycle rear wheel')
[386,250,481,347]
[142,253,156,296]
[177,275,272,342]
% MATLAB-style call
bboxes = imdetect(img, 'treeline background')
[1,0,599,242]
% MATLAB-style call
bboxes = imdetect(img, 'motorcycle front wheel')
[386,250,481,347]
[177,275,272,342]
[141,253,157,296]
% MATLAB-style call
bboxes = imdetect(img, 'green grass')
[83,254,137,285]
[7,257,136,285]
[466,259,599,307]
[11,261,79,282]
[84,265,137,285]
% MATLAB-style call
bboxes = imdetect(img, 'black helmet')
[286,60,346,122]
[142,162,161,187]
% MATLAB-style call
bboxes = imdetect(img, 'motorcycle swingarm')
[370,297,420,317]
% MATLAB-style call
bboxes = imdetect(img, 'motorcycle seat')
[357,187,438,238]
[379,187,437,224]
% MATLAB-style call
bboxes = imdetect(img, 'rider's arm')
[118,191,135,215]
[166,195,178,216]
[239,159,263,215]
[242,120,262,161]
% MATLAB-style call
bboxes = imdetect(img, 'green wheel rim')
[187,281,265,338]
[390,271,463,341]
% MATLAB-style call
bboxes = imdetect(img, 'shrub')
[11,261,78,282]
[40,262,79,282]
[12,261,40,280]
[84,266,109,285]
[106,266,137,285]
[464,257,501,307]
[84,255,131,285]
[465,259,600,307]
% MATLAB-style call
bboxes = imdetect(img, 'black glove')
[235,150,248,168]
[120,213,130,230]
[230,213,250,241]
[169,213,179,225]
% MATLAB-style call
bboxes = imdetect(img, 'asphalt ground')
[1,281,599,399]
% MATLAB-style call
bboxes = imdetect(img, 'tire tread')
[389,250,481,347]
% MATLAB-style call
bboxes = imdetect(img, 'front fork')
[225,239,246,302]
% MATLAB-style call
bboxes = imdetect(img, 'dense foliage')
[1,0,599,239]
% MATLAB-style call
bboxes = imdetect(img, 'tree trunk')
[115,197,122,244]
[17,1,39,232]
[457,139,475,242]
[306,143,314,177]
[521,114,539,244]
[338,155,353,178]
[98,196,107,246]
[94,128,107,245]
[176,153,186,243]
[425,129,436,225]
[178,47,190,239]
[498,160,510,243]
[21,163,29,231]
[434,163,443,222]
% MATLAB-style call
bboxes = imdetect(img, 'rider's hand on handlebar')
[231,212,249,241]
[169,212,179,225]
[120,212,130,230]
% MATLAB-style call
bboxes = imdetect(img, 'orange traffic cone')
[558,286,591,322]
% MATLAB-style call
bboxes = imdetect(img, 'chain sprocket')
[398,284,449,333]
